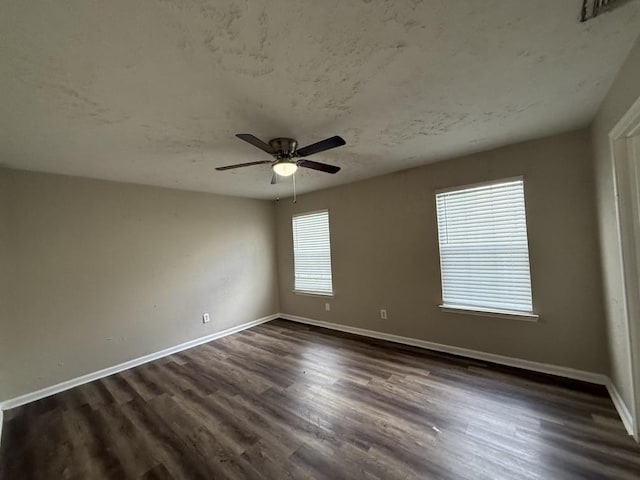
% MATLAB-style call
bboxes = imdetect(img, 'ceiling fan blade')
[297,159,341,174]
[271,171,279,184]
[236,133,275,155]
[215,160,272,171]
[296,136,346,157]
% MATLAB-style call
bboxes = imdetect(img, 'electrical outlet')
[325,303,331,312]
[202,313,210,323]
[380,309,387,320]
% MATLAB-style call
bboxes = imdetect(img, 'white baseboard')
[1,312,635,442]
[606,379,636,437]
[280,313,608,385]
[281,314,640,437]
[0,313,279,411]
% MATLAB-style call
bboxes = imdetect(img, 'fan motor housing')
[269,138,298,157]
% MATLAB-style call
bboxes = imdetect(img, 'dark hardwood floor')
[1,319,639,479]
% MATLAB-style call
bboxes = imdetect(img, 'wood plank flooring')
[1,319,639,479]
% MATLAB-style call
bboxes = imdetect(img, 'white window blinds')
[292,210,333,295]
[435,179,533,314]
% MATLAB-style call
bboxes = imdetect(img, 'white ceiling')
[1,1,639,199]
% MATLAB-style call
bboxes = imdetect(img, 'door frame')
[610,95,640,440]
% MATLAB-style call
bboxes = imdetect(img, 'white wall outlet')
[202,313,210,323]
[325,302,331,311]
[380,309,387,320]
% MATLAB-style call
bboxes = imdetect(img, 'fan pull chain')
[293,171,297,203]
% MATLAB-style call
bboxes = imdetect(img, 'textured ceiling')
[1,1,640,199]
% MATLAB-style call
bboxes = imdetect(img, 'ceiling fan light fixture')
[217,134,345,181]
[273,162,298,177]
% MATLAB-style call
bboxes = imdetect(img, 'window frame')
[434,176,538,321]
[291,209,334,297]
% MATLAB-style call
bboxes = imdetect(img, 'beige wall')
[0,168,279,402]
[592,35,640,419]
[277,129,608,373]
[0,172,10,361]
[0,107,626,404]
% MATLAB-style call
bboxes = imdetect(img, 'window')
[435,178,534,316]
[292,210,333,295]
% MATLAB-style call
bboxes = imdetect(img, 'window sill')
[439,304,539,322]
[293,290,334,298]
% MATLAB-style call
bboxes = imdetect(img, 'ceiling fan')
[216,134,346,184]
